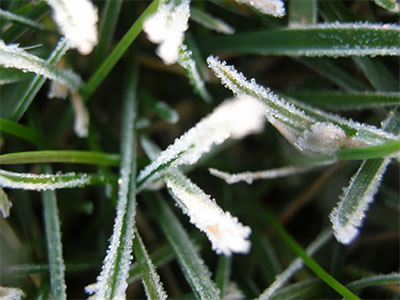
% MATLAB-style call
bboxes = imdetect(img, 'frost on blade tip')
[329,159,391,245]
[48,80,68,99]
[137,95,265,188]
[236,0,285,17]
[143,0,190,65]
[46,0,98,55]
[165,171,251,255]
[0,286,25,300]
[178,44,211,102]
[71,92,89,138]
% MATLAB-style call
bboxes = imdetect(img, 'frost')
[235,0,285,17]
[178,44,211,102]
[143,0,190,65]
[0,286,25,300]
[71,92,89,137]
[207,56,399,154]
[329,159,391,244]
[0,169,90,190]
[0,40,82,91]
[48,80,68,99]
[257,230,331,300]
[165,171,251,256]
[209,161,333,184]
[222,282,245,300]
[137,95,265,189]
[0,187,12,218]
[0,8,46,31]
[46,0,98,55]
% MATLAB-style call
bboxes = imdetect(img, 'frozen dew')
[46,0,98,55]
[0,286,25,300]
[329,159,391,245]
[71,92,89,138]
[137,95,265,188]
[165,171,251,256]
[143,0,190,65]
[235,0,285,17]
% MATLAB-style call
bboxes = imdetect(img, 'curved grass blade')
[373,0,399,11]
[0,150,120,166]
[288,91,400,109]
[0,169,117,191]
[207,56,399,156]
[202,23,400,57]
[257,229,331,300]
[81,0,159,101]
[0,40,82,91]
[347,273,400,292]
[263,209,360,300]
[0,118,52,148]
[0,8,46,31]
[132,227,168,300]
[330,109,399,244]
[190,7,234,34]
[148,192,220,300]
[85,61,138,300]
[9,38,69,121]
[41,165,66,300]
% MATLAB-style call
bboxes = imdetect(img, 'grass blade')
[81,0,159,101]
[85,61,138,300]
[0,169,117,190]
[0,8,47,31]
[148,192,220,300]
[257,229,331,300]
[202,23,400,57]
[215,255,231,297]
[287,91,400,109]
[132,227,168,300]
[190,7,234,34]
[0,40,82,91]
[0,67,32,84]
[0,187,12,218]
[41,165,66,300]
[372,0,399,11]
[0,118,52,148]
[139,90,179,124]
[289,0,316,26]
[8,38,69,121]
[0,150,120,166]
[347,273,400,291]
[263,209,360,299]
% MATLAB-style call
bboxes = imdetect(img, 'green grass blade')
[287,91,400,109]
[41,165,66,300]
[8,38,69,121]
[85,61,138,300]
[0,8,46,31]
[372,0,399,11]
[298,58,367,91]
[0,150,120,166]
[148,192,220,300]
[139,89,179,124]
[0,67,32,84]
[257,229,331,300]
[190,7,234,34]
[202,24,400,57]
[92,0,123,67]
[132,227,168,300]
[347,273,400,291]
[263,209,360,300]
[215,255,231,297]
[0,169,117,190]
[0,41,82,91]
[289,0,316,25]
[0,118,52,148]
[270,279,321,300]
[335,141,400,161]
[81,0,159,101]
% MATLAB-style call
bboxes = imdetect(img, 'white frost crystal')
[236,0,285,17]
[137,95,265,188]
[46,0,98,55]
[71,92,89,138]
[165,171,251,255]
[143,0,190,65]
[0,286,25,300]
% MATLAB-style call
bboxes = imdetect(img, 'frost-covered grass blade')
[190,7,234,34]
[202,23,400,57]
[235,0,285,18]
[85,62,138,300]
[149,192,220,300]
[0,40,82,91]
[347,273,400,292]
[0,169,117,191]
[0,8,47,31]
[132,227,167,300]
[0,286,25,300]
[0,187,12,218]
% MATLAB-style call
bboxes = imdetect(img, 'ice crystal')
[0,286,25,300]
[165,171,251,256]
[143,0,190,65]
[236,0,285,17]
[46,0,98,55]
[137,96,265,189]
